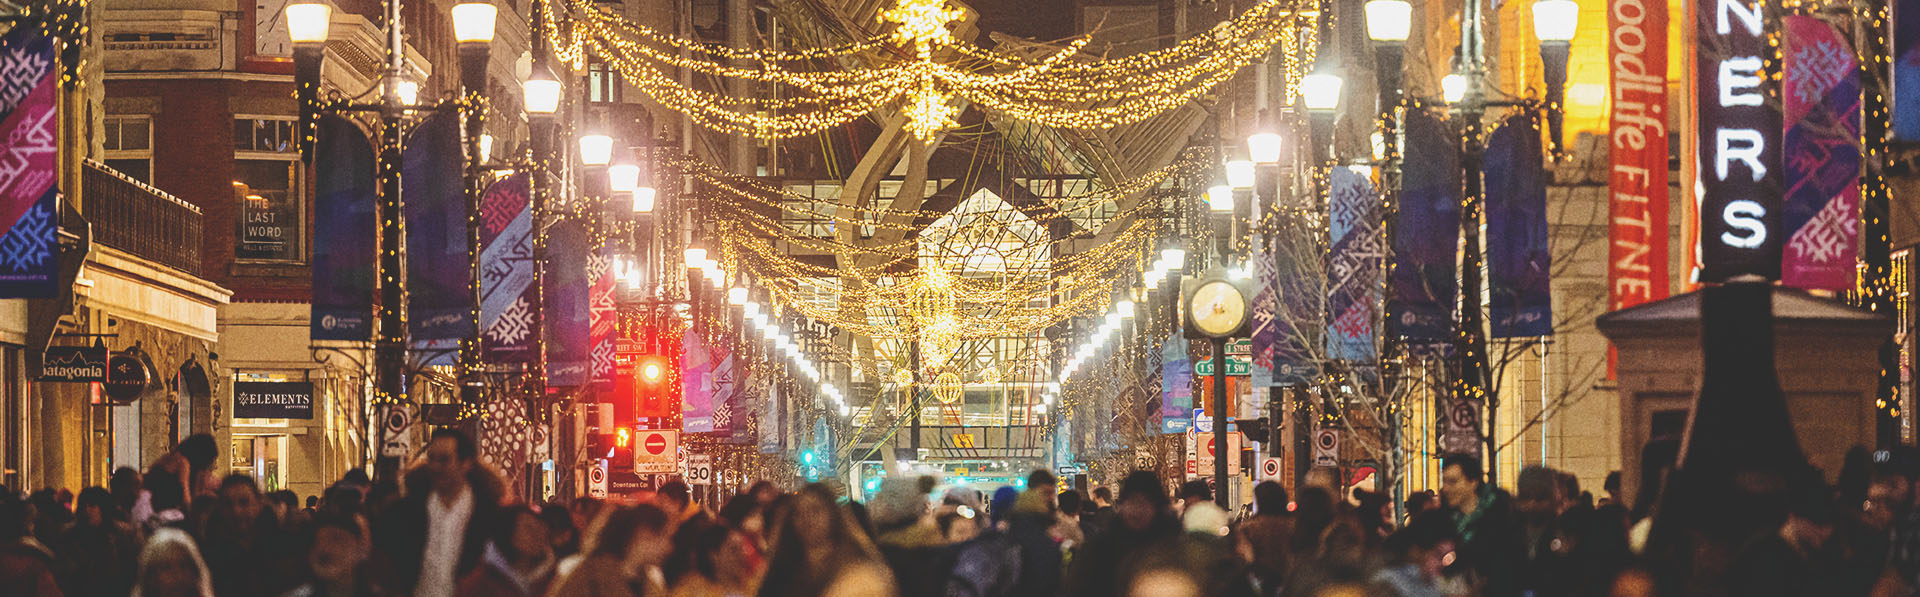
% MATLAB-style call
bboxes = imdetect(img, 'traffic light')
[604,426,634,466]
[634,354,675,418]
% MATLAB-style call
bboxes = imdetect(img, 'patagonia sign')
[234,381,315,419]
[40,345,106,382]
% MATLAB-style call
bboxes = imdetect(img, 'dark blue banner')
[479,174,536,362]
[544,219,591,387]
[311,115,377,340]
[1272,233,1320,385]
[0,28,58,299]
[1484,113,1554,338]
[1389,110,1460,341]
[1327,167,1383,361]
[1896,0,1920,141]
[403,114,472,364]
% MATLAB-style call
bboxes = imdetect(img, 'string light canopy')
[535,0,1313,140]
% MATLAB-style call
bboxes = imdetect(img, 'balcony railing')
[85,160,202,275]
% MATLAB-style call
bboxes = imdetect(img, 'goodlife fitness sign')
[1608,0,1668,312]
[1696,0,1783,281]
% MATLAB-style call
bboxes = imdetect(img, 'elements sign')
[40,346,107,382]
[1697,0,1782,281]
[234,381,315,419]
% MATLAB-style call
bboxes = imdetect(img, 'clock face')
[256,0,294,58]
[1191,280,1247,337]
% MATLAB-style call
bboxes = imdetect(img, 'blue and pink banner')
[1895,0,1920,141]
[1484,113,1554,338]
[479,174,536,362]
[0,27,59,299]
[1159,332,1192,433]
[1781,16,1862,291]
[682,330,732,433]
[1251,234,1278,387]
[1327,166,1382,362]
[1390,110,1461,341]
[543,219,591,387]
[310,115,376,340]
[403,113,473,364]
[589,248,616,389]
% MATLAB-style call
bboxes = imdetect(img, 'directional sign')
[636,430,679,473]
[1226,338,1252,356]
[1260,457,1283,480]
[689,454,714,485]
[589,459,609,498]
[1313,429,1340,467]
[1195,357,1253,377]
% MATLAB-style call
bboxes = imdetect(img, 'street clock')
[1181,268,1253,339]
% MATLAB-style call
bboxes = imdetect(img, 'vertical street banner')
[1327,166,1383,363]
[311,115,376,341]
[1271,231,1320,385]
[760,382,782,453]
[1250,233,1278,387]
[403,114,473,363]
[0,28,59,299]
[1160,332,1193,433]
[1389,110,1462,340]
[589,248,616,389]
[681,330,721,432]
[543,219,591,387]
[1895,0,1920,141]
[1696,0,1783,281]
[1608,0,1669,371]
[1484,113,1555,338]
[1780,16,1861,291]
[478,174,536,362]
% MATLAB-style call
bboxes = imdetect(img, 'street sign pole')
[1212,337,1229,509]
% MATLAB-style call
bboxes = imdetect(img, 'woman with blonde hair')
[131,527,213,597]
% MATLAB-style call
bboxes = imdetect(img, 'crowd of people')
[7,430,1920,595]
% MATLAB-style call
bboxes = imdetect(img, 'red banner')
[1607,0,1670,373]
[1779,16,1860,291]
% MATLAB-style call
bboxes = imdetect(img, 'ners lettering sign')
[1696,0,1783,281]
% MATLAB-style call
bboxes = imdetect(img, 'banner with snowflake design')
[479,175,537,363]
[480,395,530,497]
[589,246,616,389]
[0,27,58,298]
[681,330,730,432]
[1780,16,1861,291]
[1327,166,1382,362]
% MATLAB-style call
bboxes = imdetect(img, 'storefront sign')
[104,354,150,404]
[1696,0,1783,282]
[40,345,107,382]
[233,381,314,419]
[1608,0,1670,371]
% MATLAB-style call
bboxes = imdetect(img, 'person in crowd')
[1054,489,1086,550]
[869,476,948,596]
[1403,490,1438,522]
[459,505,555,597]
[53,486,138,596]
[110,468,142,523]
[1066,471,1180,597]
[1728,467,1847,595]
[1008,477,1063,596]
[541,503,582,561]
[132,527,211,597]
[549,503,675,597]
[657,481,703,526]
[1177,480,1212,515]
[283,513,382,597]
[372,428,504,597]
[716,494,767,574]
[757,484,894,597]
[199,473,288,595]
[1512,465,1568,595]
[0,488,59,596]
[28,489,70,548]
[1438,455,1518,595]
[1082,486,1113,542]
[665,517,756,597]
[949,486,1020,597]
[1237,481,1293,596]
[175,434,220,500]
[141,452,193,534]
[1374,512,1457,597]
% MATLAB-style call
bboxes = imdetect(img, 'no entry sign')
[636,430,678,473]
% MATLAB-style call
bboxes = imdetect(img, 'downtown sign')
[1696,0,1782,282]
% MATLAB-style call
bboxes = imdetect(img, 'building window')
[588,60,622,103]
[233,117,303,262]
[103,116,152,183]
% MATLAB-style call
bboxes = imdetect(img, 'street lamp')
[608,162,641,193]
[1246,115,1283,164]
[578,134,614,166]
[1206,183,1234,212]
[1533,0,1578,155]
[1225,157,1256,189]
[523,69,562,116]
[1441,73,1469,104]
[1302,71,1343,163]
[1364,0,1411,43]
[451,2,497,101]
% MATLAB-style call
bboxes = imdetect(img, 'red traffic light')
[642,360,664,383]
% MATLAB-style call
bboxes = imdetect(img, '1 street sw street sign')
[636,430,679,473]
[1195,357,1253,376]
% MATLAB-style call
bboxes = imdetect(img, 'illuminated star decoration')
[883,0,965,141]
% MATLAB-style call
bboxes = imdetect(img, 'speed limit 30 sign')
[688,455,713,486]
